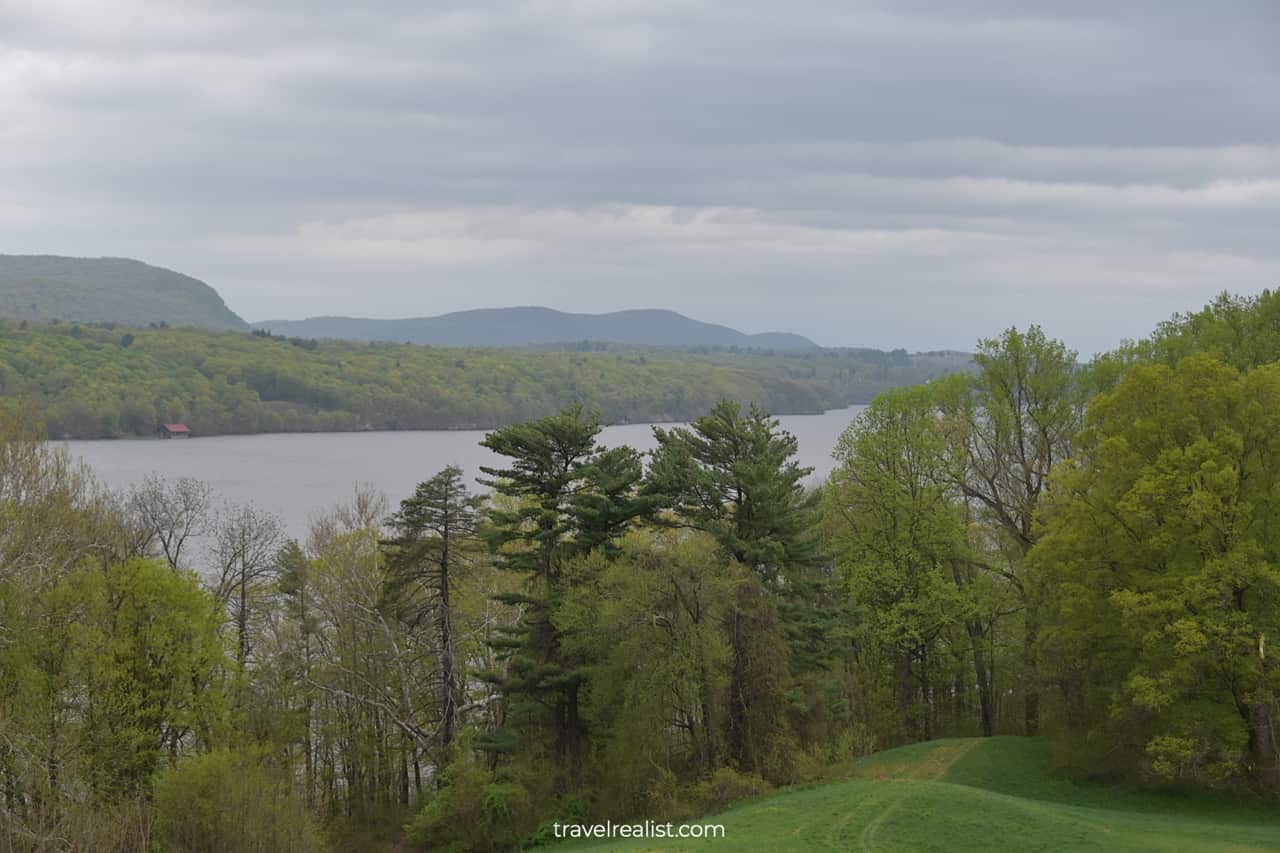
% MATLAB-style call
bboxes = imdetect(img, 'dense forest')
[0,256,248,332]
[1,290,1278,852]
[0,321,970,439]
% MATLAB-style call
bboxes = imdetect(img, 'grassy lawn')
[556,738,1280,852]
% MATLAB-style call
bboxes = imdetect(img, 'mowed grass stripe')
[560,738,1280,852]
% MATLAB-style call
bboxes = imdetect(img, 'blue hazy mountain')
[253,307,819,350]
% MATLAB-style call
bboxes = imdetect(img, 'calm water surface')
[65,406,866,539]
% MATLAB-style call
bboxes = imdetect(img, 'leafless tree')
[210,501,284,670]
[126,474,213,571]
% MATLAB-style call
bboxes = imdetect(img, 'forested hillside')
[253,306,819,349]
[0,321,969,438]
[0,255,248,331]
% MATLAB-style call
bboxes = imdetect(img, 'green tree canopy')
[647,400,821,582]
[477,405,648,786]
[1033,353,1280,789]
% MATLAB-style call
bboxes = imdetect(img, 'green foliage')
[0,419,235,840]
[0,320,970,438]
[16,285,1280,852]
[479,405,618,580]
[297,491,441,821]
[152,749,327,853]
[383,465,485,750]
[478,406,650,787]
[827,384,974,742]
[934,325,1083,737]
[1132,289,1280,372]
[405,754,535,853]
[820,326,1083,748]
[0,799,153,853]
[935,324,1082,558]
[1033,353,1280,787]
[47,558,230,798]
[556,531,741,813]
[0,254,247,330]
[648,400,821,579]
[689,767,772,813]
[645,402,827,780]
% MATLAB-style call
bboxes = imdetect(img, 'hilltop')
[252,307,819,350]
[0,255,248,331]
[0,255,824,349]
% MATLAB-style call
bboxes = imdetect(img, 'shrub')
[691,767,771,813]
[525,794,592,847]
[152,749,327,853]
[0,799,152,853]
[405,756,535,853]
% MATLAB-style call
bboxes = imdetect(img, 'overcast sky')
[3,1,1278,353]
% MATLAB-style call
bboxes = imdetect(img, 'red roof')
[161,423,190,433]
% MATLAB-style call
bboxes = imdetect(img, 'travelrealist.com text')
[551,821,726,840]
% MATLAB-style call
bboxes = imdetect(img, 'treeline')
[0,321,971,439]
[834,290,1280,791]
[1,290,1278,852]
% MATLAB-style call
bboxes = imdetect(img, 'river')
[65,406,866,539]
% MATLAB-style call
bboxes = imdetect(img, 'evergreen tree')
[477,405,647,787]
[646,400,823,775]
[275,539,319,807]
[647,400,820,581]
[383,465,484,752]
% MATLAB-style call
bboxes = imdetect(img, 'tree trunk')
[952,672,964,732]
[298,581,315,808]
[727,600,753,768]
[398,736,410,806]
[895,653,915,741]
[439,553,456,749]
[699,675,718,772]
[304,695,314,808]
[1252,664,1280,790]
[413,747,423,799]
[567,682,583,785]
[237,565,249,673]
[1023,616,1040,736]
[920,648,934,740]
[968,619,994,737]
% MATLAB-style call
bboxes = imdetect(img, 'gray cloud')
[3,0,1278,354]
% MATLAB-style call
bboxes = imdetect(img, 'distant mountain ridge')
[0,255,248,331]
[0,255,819,348]
[253,307,819,350]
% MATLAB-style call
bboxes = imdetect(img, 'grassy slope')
[563,738,1280,852]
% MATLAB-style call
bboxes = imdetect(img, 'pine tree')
[647,400,820,581]
[383,465,483,753]
[646,400,824,775]
[477,405,649,787]
[276,540,318,806]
